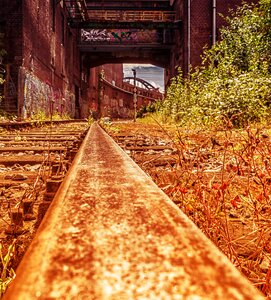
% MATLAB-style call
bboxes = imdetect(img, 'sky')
[123,64,165,92]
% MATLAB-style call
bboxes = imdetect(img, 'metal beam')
[78,44,172,51]
[64,0,89,21]
[86,7,172,11]
[87,0,171,1]
[123,76,158,91]
[69,20,181,29]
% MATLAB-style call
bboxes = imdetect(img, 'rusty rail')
[3,123,264,299]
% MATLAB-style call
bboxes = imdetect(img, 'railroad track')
[0,121,88,259]
[3,122,264,300]
[111,131,178,167]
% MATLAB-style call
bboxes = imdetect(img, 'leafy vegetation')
[0,110,17,122]
[0,240,16,297]
[27,110,71,122]
[136,102,157,118]
[158,1,271,127]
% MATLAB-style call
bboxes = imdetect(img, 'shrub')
[160,1,271,127]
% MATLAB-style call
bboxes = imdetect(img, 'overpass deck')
[64,0,178,75]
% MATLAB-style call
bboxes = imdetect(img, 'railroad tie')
[3,123,264,300]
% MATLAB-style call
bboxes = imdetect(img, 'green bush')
[137,102,159,118]
[160,1,271,127]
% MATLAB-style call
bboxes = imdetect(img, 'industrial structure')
[0,0,255,119]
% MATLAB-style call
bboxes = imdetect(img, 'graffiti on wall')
[81,29,159,43]
[23,72,76,118]
[23,73,51,118]
[81,29,111,42]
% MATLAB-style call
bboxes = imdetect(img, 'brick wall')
[0,0,23,106]
[0,0,87,118]
[88,64,163,119]
[100,79,162,119]
[18,0,85,118]
[88,64,124,118]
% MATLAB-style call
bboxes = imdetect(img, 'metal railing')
[87,10,175,22]
[64,0,89,21]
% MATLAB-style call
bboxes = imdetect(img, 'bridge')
[63,0,180,68]
[123,76,159,91]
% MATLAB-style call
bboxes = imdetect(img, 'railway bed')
[0,121,89,260]
[3,122,264,300]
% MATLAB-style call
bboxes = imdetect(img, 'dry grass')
[110,121,271,297]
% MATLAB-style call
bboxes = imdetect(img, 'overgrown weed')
[27,110,72,123]
[99,118,120,134]
[144,123,271,296]
[0,111,17,123]
[0,239,16,297]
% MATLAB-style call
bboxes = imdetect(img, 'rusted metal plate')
[3,123,264,300]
